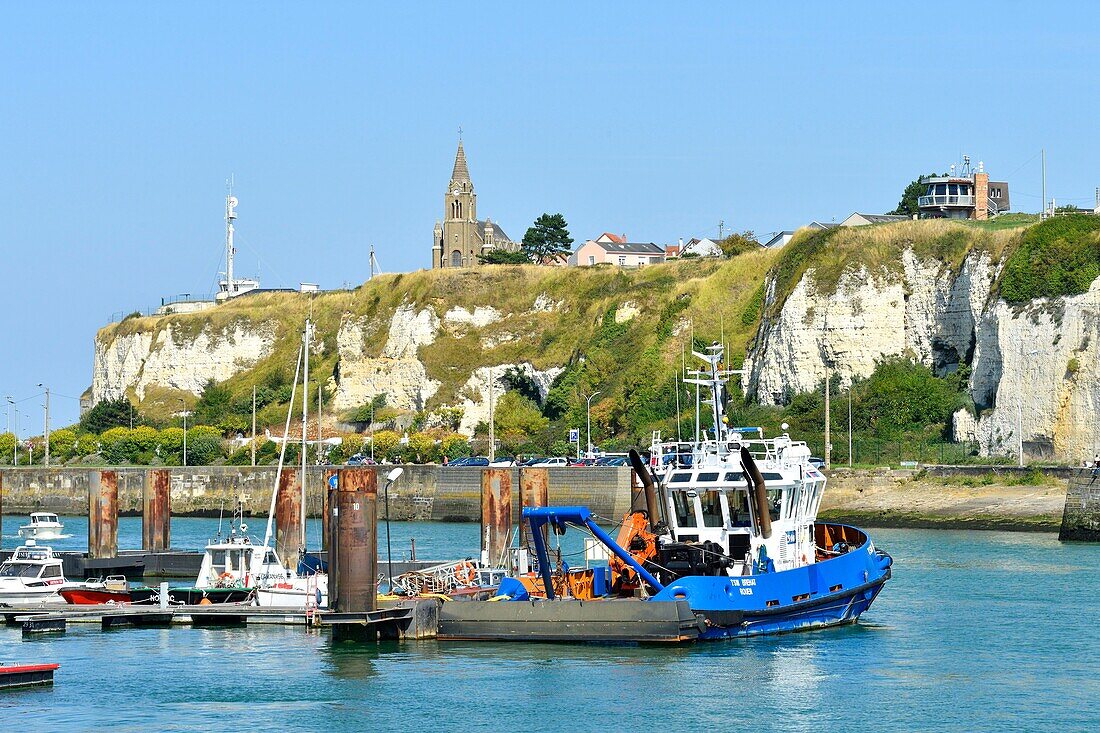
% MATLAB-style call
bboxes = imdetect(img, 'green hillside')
[91,215,1099,458]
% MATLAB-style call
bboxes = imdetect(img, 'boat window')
[263,551,279,566]
[697,472,719,482]
[210,550,226,569]
[41,565,62,578]
[669,473,693,483]
[766,489,782,521]
[728,490,752,527]
[0,563,40,578]
[672,491,698,527]
[723,472,744,482]
[762,472,783,481]
[699,490,724,527]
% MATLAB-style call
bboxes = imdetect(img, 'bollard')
[159,582,169,609]
[330,467,378,614]
[142,469,171,551]
[518,467,549,550]
[88,470,119,559]
[275,467,302,570]
[480,468,512,569]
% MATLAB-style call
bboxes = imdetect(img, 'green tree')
[194,380,234,427]
[371,430,402,462]
[48,428,78,462]
[494,391,550,450]
[479,249,531,265]
[100,427,136,464]
[80,398,136,434]
[890,175,933,216]
[440,434,472,460]
[0,432,15,463]
[718,231,759,258]
[521,213,574,263]
[407,432,438,463]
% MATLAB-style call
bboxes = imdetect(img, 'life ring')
[454,561,477,586]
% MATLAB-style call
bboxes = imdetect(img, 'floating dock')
[0,663,60,690]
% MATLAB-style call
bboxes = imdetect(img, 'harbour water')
[2,526,1098,732]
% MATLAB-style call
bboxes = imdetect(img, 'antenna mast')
[225,177,238,296]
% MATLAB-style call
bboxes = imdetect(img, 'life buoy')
[454,561,477,586]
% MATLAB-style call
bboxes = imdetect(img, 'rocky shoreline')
[819,468,1066,532]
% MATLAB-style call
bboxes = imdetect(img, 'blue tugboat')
[439,344,892,642]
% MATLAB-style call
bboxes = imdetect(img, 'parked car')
[519,456,547,466]
[462,456,490,467]
[596,455,629,467]
[529,456,569,467]
[569,457,597,467]
[347,453,377,466]
[808,457,826,470]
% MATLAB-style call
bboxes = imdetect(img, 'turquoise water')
[2,527,1098,732]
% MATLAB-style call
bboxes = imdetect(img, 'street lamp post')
[382,467,404,593]
[1018,348,1040,467]
[584,391,601,457]
[36,384,50,467]
[180,401,189,467]
[5,397,16,466]
[847,387,853,468]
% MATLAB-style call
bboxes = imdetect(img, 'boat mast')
[301,319,310,555]
[262,342,304,551]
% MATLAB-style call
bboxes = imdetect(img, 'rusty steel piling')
[329,467,379,641]
[480,468,512,568]
[518,467,549,550]
[274,467,302,570]
[142,469,171,551]
[88,470,119,559]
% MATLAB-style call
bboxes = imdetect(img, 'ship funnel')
[740,446,773,539]
[628,449,661,532]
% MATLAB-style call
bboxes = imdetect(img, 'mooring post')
[88,470,119,559]
[142,469,171,550]
[275,467,302,570]
[321,468,338,552]
[518,467,549,551]
[480,468,512,569]
[330,467,378,615]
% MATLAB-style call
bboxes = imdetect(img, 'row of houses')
[564,212,913,268]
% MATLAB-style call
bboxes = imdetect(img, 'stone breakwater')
[1059,469,1100,541]
[0,466,634,524]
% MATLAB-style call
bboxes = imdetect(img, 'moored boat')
[0,542,67,605]
[439,343,892,642]
[18,512,66,541]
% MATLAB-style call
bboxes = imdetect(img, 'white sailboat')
[254,319,329,609]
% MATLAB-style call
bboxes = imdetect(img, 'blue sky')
[2,2,1097,430]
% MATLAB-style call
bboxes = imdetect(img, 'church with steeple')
[432,140,518,268]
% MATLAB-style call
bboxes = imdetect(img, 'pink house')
[568,233,666,267]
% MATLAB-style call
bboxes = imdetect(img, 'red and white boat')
[60,575,135,605]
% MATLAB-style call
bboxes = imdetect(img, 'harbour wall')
[0,466,635,523]
[1058,469,1100,541]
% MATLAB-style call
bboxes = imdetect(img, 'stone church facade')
[432,141,518,268]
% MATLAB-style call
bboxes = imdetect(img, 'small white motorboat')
[18,512,65,541]
[0,542,67,605]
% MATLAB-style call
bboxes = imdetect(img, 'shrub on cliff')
[1000,215,1100,302]
[80,398,136,434]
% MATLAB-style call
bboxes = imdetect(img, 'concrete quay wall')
[1059,469,1100,541]
[0,466,634,522]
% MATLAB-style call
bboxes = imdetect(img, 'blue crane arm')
[522,506,665,599]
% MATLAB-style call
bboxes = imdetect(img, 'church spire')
[451,140,471,184]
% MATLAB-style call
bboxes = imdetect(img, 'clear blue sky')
[2,2,1097,431]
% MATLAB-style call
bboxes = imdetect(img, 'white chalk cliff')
[743,248,1099,461]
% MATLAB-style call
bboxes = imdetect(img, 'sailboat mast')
[225,180,237,296]
[300,319,310,553]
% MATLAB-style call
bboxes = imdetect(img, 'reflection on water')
[0,527,1098,732]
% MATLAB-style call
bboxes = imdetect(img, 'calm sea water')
[1,525,1097,732]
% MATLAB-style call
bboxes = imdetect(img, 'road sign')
[568,428,579,443]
